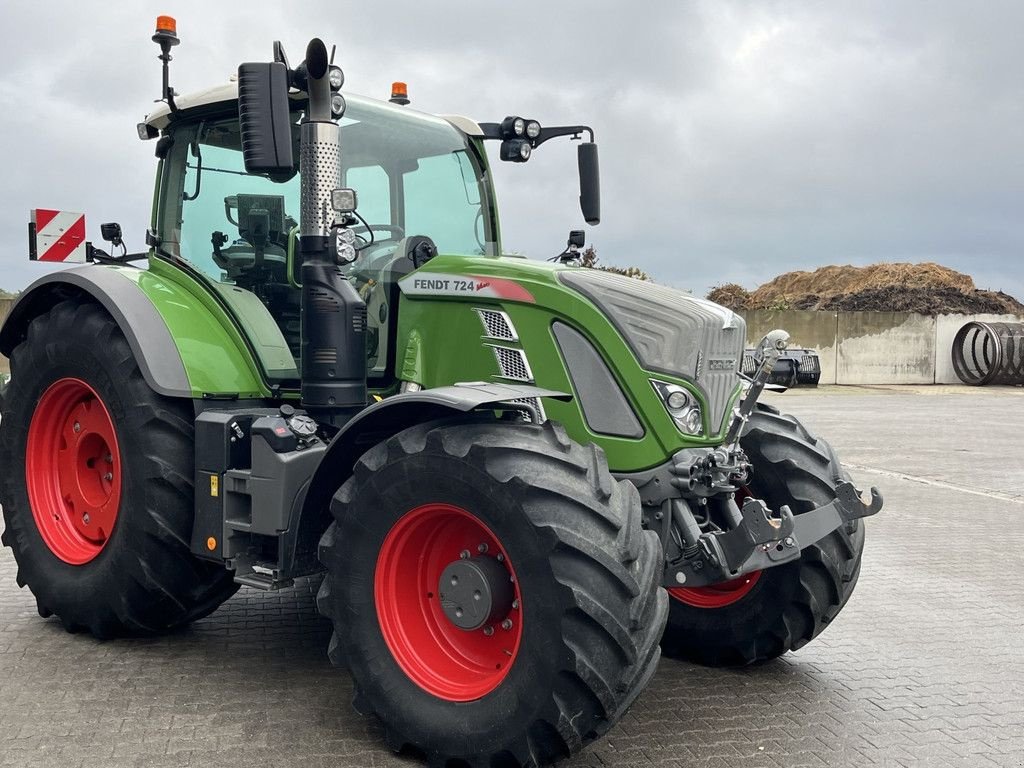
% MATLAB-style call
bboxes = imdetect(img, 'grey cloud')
[1,0,1020,301]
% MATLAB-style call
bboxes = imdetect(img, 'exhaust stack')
[297,39,367,423]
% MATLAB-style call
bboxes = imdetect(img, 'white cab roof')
[144,82,483,136]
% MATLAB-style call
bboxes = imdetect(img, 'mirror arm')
[533,125,594,148]
[477,123,595,147]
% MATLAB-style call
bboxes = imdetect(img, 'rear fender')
[0,265,269,400]
[0,266,191,397]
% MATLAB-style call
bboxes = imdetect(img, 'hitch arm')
[666,481,883,589]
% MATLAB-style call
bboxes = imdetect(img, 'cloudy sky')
[1,1,1021,300]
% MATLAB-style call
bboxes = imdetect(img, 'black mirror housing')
[237,61,294,176]
[577,142,601,225]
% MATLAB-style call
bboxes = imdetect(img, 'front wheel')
[659,404,866,666]
[317,420,667,767]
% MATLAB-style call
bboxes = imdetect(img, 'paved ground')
[2,385,1023,768]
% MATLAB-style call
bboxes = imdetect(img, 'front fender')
[287,383,570,574]
[306,382,570,512]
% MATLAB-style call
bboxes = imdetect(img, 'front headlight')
[651,380,704,436]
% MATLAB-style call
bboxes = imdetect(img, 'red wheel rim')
[374,503,523,702]
[668,486,762,608]
[668,570,762,608]
[25,378,122,565]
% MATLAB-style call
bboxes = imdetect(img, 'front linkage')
[628,329,883,590]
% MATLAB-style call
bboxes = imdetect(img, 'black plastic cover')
[252,416,299,453]
[300,259,368,412]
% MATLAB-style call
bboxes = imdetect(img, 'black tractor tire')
[317,419,668,768]
[659,403,865,666]
[0,298,238,637]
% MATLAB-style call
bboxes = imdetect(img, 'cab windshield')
[156,96,498,381]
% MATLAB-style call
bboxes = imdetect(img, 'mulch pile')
[707,263,1024,315]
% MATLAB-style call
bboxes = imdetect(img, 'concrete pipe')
[952,321,1024,385]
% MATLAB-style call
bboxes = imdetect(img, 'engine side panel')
[393,254,743,473]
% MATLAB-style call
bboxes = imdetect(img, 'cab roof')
[143,81,484,137]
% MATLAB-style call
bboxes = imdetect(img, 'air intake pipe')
[298,38,367,423]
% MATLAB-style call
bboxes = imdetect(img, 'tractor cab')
[146,88,498,387]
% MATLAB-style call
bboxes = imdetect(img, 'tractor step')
[233,562,294,591]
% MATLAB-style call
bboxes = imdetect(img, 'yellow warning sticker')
[210,475,219,497]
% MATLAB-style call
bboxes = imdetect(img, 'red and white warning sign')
[29,209,87,263]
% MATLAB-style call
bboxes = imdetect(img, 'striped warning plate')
[30,209,87,262]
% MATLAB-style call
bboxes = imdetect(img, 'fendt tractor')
[0,20,882,767]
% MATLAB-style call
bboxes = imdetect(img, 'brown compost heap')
[707,263,1024,315]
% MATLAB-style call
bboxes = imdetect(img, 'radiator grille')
[491,345,533,382]
[476,309,518,341]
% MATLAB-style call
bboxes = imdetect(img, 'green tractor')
[0,21,881,768]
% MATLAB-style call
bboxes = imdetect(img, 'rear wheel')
[317,419,667,767]
[659,404,865,666]
[0,298,238,637]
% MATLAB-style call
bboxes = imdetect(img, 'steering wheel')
[352,224,405,249]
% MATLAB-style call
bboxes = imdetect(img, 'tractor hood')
[557,269,745,433]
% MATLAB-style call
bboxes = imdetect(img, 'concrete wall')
[837,312,936,385]
[739,309,1023,385]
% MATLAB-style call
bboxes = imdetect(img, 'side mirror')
[237,61,294,177]
[577,142,600,225]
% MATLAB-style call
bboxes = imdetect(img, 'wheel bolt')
[512,599,520,610]
[104,473,113,482]
[496,554,504,563]
[784,537,795,547]
[105,453,113,463]
[483,626,494,636]
[82,513,90,525]
[73,422,81,433]
[501,619,513,631]
[477,543,488,554]
[459,549,470,560]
